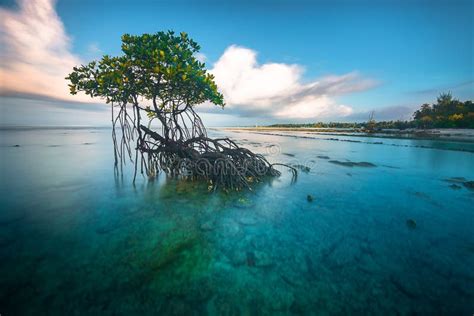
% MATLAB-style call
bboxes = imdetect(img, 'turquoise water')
[1,127,473,315]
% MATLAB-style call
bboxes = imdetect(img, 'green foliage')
[66,31,224,109]
[413,93,474,128]
[271,93,473,130]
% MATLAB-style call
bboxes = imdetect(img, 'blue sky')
[0,0,472,126]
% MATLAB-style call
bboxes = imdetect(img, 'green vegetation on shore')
[270,93,474,130]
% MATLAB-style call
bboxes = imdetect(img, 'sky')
[0,0,472,127]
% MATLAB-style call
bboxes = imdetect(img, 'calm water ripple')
[0,128,473,315]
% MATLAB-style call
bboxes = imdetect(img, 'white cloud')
[275,95,353,119]
[87,42,103,58]
[0,0,90,102]
[194,52,207,63]
[0,1,377,121]
[206,45,377,119]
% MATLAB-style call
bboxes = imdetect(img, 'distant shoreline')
[2,125,474,143]
[219,127,474,143]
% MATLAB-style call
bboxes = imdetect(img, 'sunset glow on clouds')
[208,45,377,118]
[0,0,379,120]
[0,0,472,126]
[0,0,92,102]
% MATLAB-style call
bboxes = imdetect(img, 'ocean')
[1,126,473,314]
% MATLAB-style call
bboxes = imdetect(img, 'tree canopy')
[66,31,224,111]
[271,93,474,130]
[65,31,293,190]
[413,93,474,128]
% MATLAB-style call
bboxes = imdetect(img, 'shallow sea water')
[1,127,473,315]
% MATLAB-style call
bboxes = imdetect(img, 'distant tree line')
[412,93,473,128]
[269,93,474,130]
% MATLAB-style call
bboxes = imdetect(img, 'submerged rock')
[463,181,474,190]
[208,294,242,316]
[444,176,467,183]
[246,251,273,267]
[352,161,376,167]
[160,298,195,315]
[389,275,420,299]
[290,298,311,314]
[254,251,273,267]
[200,220,215,231]
[248,141,262,146]
[443,177,474,190]
[292,164,311,173]
[234,197,255,209]
[465,242,474,254]
[269,289,294,311]
[228,250,247,266]
[95,224,120,235]
[239,216,258,225]
[413,191,429,198]
[220,219,240,237]
[329,160,376,168]
[406,219,417,229]
[329,160,350,166]
[304,255,318,280]
[280,272,304,288]
[246,251,256,266]
[150,229,199,270]
[448,184,462,190]
[188,278,214,302]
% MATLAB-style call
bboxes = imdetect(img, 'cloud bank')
[0,0,90,102]
[207,45,377,119]
[347,105,415,121]
[0,0,377,121]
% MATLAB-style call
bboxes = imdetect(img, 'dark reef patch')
[292,164,311,173]
[444,177,467,183]
[406,219,417,229]
[449,184,462,190]
[329,160,376,168]
[443,177,474,190]
[463,181,474,190]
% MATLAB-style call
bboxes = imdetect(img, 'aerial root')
[112,103,297,190]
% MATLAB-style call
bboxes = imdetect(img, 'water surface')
[1,127,473,315]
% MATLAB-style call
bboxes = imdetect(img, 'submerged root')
[139,125,296,190]
[112,103,296,190]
